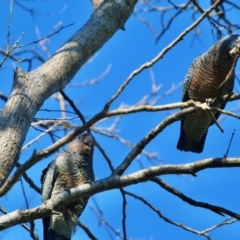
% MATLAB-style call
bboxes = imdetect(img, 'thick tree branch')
[0,0,137,187]
[1,94,240,196]
[124,190,211,239]
[1,157,240,230]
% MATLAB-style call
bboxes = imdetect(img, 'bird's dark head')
[217,34,240,56]
[69,132,94,155]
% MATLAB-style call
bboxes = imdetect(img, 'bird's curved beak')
[84,134,94,154]
[84,143,92,153]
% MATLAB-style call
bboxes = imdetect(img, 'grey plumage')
[177,34,240,153]
[41,133,95,240]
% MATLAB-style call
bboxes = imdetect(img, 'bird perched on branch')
[41,132,95,240]
[177,34,240,153]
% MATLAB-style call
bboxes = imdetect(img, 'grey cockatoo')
[41,132,95,240]
[177,34,240,153]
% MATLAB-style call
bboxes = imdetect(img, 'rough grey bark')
[0,0,137,187]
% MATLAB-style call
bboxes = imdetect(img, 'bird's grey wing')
[41,159,58,202]
[182,57,199,102]
[212,73,235,124]
[177,55,206,153]
[41,159,59,240]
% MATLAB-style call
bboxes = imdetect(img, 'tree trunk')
[0,0,137,187]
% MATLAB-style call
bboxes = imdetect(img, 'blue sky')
[0,0,240,239]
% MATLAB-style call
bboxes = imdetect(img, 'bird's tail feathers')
[177,130,207,153]
[47,229,70,240]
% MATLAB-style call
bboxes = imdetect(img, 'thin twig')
[104,0,224,110]
[120,189,127,240]
[2,94,240,196]
[59,90,87,125]
[20,177,29,209]
[89,201,120,239]
[22,123,59,151]
[200,217,237,234]
[16,163,41,194]
[151,177,240,219]
[209,111,224,133]
[77,221,98,240]
[70,64,112,87]
[7,0,14,48]
[94,140,115,171]
[124,190,211,239]
[17,22,75,49]
[224,129,235,157]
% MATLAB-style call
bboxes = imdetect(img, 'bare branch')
[120,190,127,240]
[59,90,87,125]
[1,157,240,229]
[0,32,24,68]
[89,201,122,239]
[124,190,211,239]
[70,64,112,87]
[0,0,138,188]
[22,23,75,50]
[200,217,238,234]
[224,129,235,157]
[16,162,41,194]
[151,177,239,219]
[77,221,98,240]
[22,123,59,152]
[156,2,191,43]
[104,0,225,110]
[0,205,39,240]
[94,140,115,172]
[1,94,240,196]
